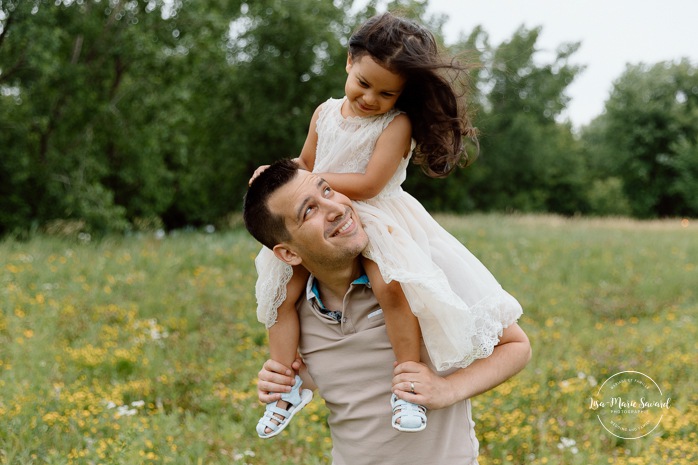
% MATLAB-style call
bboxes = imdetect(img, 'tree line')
[1,0,697,236]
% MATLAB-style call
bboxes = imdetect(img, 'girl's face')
[343,54,406,118]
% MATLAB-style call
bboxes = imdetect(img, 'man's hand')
[257,359,296,403]
[392,323,531,410]
[391,361,454,410]
[257,357,315,403]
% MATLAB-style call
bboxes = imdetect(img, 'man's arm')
[392,323,531,410]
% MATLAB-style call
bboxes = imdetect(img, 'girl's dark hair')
[348,12,478,177]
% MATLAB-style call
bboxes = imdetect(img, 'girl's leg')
[268,264,310,368]
[261,265,310,435]
[362,258,426,431]
[362,257,420,364]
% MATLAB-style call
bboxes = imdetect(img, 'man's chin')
[352,236,370,256]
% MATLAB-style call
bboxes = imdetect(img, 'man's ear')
[273,244,302,266]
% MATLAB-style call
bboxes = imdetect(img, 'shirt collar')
[305,273,370,309]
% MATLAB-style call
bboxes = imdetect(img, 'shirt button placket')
[341,314,355,334]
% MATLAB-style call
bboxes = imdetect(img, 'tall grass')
[1,215,695,464]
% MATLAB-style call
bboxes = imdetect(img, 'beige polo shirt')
[297,274,480,465]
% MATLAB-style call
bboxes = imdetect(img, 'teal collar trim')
[306,274,370,310]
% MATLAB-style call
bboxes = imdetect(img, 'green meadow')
[1,214,696,465]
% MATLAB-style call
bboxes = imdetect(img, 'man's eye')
[324,186,332,196]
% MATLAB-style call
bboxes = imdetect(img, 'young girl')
[252,12,523,439]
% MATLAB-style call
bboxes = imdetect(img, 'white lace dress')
[254,97,523,371]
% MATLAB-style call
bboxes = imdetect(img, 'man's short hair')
[243,159,299,249]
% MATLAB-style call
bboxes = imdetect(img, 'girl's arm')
[295,105,322,172]
[321,113,412,200]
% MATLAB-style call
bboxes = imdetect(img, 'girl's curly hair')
[349,12,478,177]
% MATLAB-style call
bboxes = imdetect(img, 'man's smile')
[330,214,355,237]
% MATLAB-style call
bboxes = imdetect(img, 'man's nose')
[321,198,345,220]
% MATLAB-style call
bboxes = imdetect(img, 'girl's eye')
[324,186,332,196]
[358,80,369,88]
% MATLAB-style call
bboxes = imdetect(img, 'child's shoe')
[256,375,313,439]
[390,393,427,432]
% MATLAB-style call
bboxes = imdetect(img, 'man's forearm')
[444,323,531,405]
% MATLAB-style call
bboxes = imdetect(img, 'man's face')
[268,170,368,270]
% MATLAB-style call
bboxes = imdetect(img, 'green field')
[1,214,696,464]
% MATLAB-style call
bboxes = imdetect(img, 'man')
[243,159,531,464]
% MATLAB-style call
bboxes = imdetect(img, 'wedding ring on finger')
[410,381,415,394]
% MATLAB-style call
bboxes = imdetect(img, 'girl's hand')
[391,361,454,410]
[249,165,270,186]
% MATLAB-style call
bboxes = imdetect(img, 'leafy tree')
[579,113,633,216]
[664,134,698,215]
[473,27,584,213]
[587,59,698,217]
[0,0,358,233]
[7,1,660,234]
[163,0,353,227]
[0,0,187,233]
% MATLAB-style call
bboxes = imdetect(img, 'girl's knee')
[376,280,409,310]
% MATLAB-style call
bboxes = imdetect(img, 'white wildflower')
[558,437,577,452]
[116,405,137,417]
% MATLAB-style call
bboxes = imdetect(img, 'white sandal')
[391,394,427,432]
[256,375,313,439]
